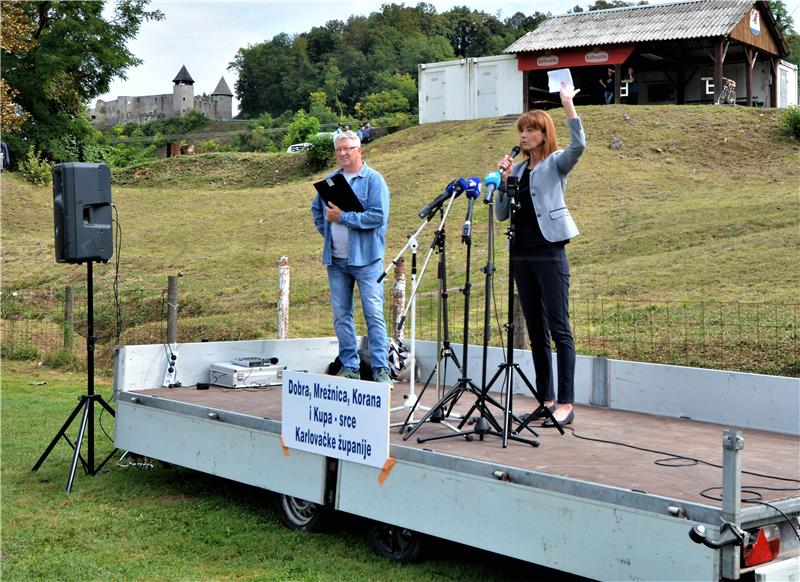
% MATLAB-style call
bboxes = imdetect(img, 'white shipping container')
[777,59,798,108]
[418,54,523,124]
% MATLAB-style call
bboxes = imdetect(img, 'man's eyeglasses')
[335,145,359,154]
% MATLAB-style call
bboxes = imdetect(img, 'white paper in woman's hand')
[547,68,574,93]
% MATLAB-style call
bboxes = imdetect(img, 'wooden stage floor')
[132,381,800,508]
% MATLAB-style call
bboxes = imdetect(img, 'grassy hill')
[2,105,798,372]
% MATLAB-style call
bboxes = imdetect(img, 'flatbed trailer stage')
[113,338,800,581]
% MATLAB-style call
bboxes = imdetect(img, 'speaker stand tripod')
[32,261,118,492]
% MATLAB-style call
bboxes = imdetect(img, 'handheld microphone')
[461,177,482,241]
[483,171,501,204]
[417,177,467,220]
[509,145,520,159]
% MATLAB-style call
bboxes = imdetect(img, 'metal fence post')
[63,286,74,352]
[278,256,290,340]
[167,276,178,344]
[392,258,405,340]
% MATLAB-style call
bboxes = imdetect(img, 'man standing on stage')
[311,130,392,383]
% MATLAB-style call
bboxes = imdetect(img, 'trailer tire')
[367,522,424,563]
[275,494,327,532]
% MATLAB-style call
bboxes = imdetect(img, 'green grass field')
[1,105,798,366]
[1,105,798,578]
[1,361,554,581]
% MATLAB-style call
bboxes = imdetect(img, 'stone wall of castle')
[90,84,232,127]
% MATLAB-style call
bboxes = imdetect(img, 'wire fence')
[2,284,798,377]
[411,288,799,377]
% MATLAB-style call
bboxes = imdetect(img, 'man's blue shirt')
[311,162,390,266]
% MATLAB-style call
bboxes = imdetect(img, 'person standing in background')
[624,66,638,104]
[599,67,615,104]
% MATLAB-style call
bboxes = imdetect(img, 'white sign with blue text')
[281,371,390,468]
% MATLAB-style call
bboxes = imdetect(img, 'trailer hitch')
[689,520,750,550]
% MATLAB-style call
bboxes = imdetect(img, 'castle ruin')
[89,65,233,127]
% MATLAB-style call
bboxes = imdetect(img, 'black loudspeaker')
[52,163,113,263]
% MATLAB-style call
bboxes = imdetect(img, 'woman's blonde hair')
[516,110,558,160]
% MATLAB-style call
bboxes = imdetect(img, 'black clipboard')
[313,173,364,212]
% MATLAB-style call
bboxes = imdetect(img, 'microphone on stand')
[483,171,502,204]
[461,177,482,242]
[417,177,467,220]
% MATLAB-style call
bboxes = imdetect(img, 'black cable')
[565,426,800,540]
[98,394,114,443]
[566,427,800,485]
[491,227,506,363]
[698,487,800,543]
[743,499,800,543]
[112,205,123,346]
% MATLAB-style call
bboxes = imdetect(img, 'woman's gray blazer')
[495,117,586,243]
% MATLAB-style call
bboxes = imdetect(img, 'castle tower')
[172,65,195,118]
[211,76,234,121]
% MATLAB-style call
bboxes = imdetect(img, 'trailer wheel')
[275,494,327,532]
[367,522,424,563]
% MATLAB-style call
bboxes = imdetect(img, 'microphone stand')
[416,184,536,447]
[450,183,514,435]
[398,196,464,438]
[479,175,556,447]
[380,229,430,427]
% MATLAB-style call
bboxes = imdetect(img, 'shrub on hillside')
[19,146,52,185]
[780,106,800,138]
[306,134,335,170]
[282,111,321,148]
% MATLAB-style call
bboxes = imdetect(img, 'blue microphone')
[462,177,482,241]
[417,177,467,219]
[483,171,502,204]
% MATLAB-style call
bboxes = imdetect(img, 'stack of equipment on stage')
[209,358,285,388]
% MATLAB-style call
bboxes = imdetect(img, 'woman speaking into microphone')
[495,82,585,427]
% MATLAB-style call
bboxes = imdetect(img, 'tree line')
[230,3,551,120]
[1,0,797,180]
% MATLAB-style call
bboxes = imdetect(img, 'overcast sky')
[96,0,800,115]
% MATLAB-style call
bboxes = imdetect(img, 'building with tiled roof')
[505,0,791,108]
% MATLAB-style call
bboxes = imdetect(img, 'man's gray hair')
[333,130,361,148]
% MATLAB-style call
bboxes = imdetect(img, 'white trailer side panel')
[115,399,328,503]
[336,456,718,580]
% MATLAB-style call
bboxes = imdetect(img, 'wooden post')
[522,70,531,111]
[614,63,622,104]
[392,258,406,340]
[770,56,778,107]
[745,47,757,106]
[63,286,74,352]
[278,256,290,339]
[513,292,529,349]
[713,39,726,102]
[167,275,178,344]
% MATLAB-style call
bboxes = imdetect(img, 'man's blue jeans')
[327,257,388,373]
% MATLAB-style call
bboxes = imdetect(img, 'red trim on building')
[517,44,635,70]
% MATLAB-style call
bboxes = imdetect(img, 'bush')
[44,348,79,369]
[19,146,53,185]
[282,111,321,148]
[0,343,39,361]
[306,134,335,171]
[780,106,800,138]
